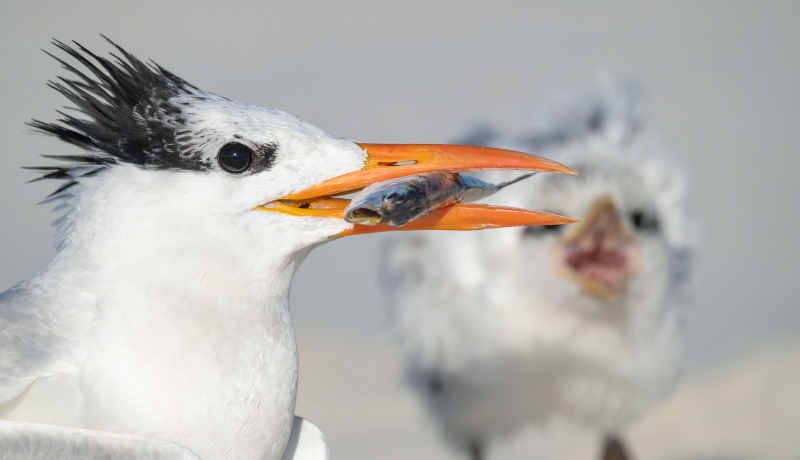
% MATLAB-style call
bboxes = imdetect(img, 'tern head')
[475,79,692,318]
[28,38,576,271]
[516,146,691,312]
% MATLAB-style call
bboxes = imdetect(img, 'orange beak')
[259,143,578,234]
[553,196,640,302]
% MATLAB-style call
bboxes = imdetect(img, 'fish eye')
[218,143,254,174]
[522,224,564,238]
[630,209,660,232]
[384,192,401,202]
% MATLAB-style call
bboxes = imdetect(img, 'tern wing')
[280,416,330,460]
[0,420,199,459]
[0,281,93,405]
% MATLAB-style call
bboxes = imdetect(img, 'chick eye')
[218,143,254,173]
[630,210,660,232]
[522,224,564,238]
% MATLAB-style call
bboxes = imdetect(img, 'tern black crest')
[28,37,213,192]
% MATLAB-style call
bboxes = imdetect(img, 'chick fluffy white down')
[381,78,694,455]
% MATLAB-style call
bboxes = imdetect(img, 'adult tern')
[0,38,576,459]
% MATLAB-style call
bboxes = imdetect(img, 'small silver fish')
[344,171,534,226]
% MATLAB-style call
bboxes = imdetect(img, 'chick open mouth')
[554,196,640,302]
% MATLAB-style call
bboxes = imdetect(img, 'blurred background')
[1,1,798,458]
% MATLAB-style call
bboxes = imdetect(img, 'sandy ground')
[629,335,800,460]
[294,322,800,460]
[294,324,459,460]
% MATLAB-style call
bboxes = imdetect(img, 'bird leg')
[601,434,633,460]
[0,420,199,459]
[467,439,485,460]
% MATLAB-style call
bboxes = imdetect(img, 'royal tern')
[382,79,693,460]
[0,39,577,459]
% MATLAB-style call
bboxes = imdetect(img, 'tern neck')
[40,167,313,314]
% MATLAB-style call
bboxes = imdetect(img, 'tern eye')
[630,209,660,232]
[218,143,254,173]
[522,224,563,238]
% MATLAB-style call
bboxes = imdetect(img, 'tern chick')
[382,78,694,460]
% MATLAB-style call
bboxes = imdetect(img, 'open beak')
[553,196,640,302]
[258,143,578,234]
